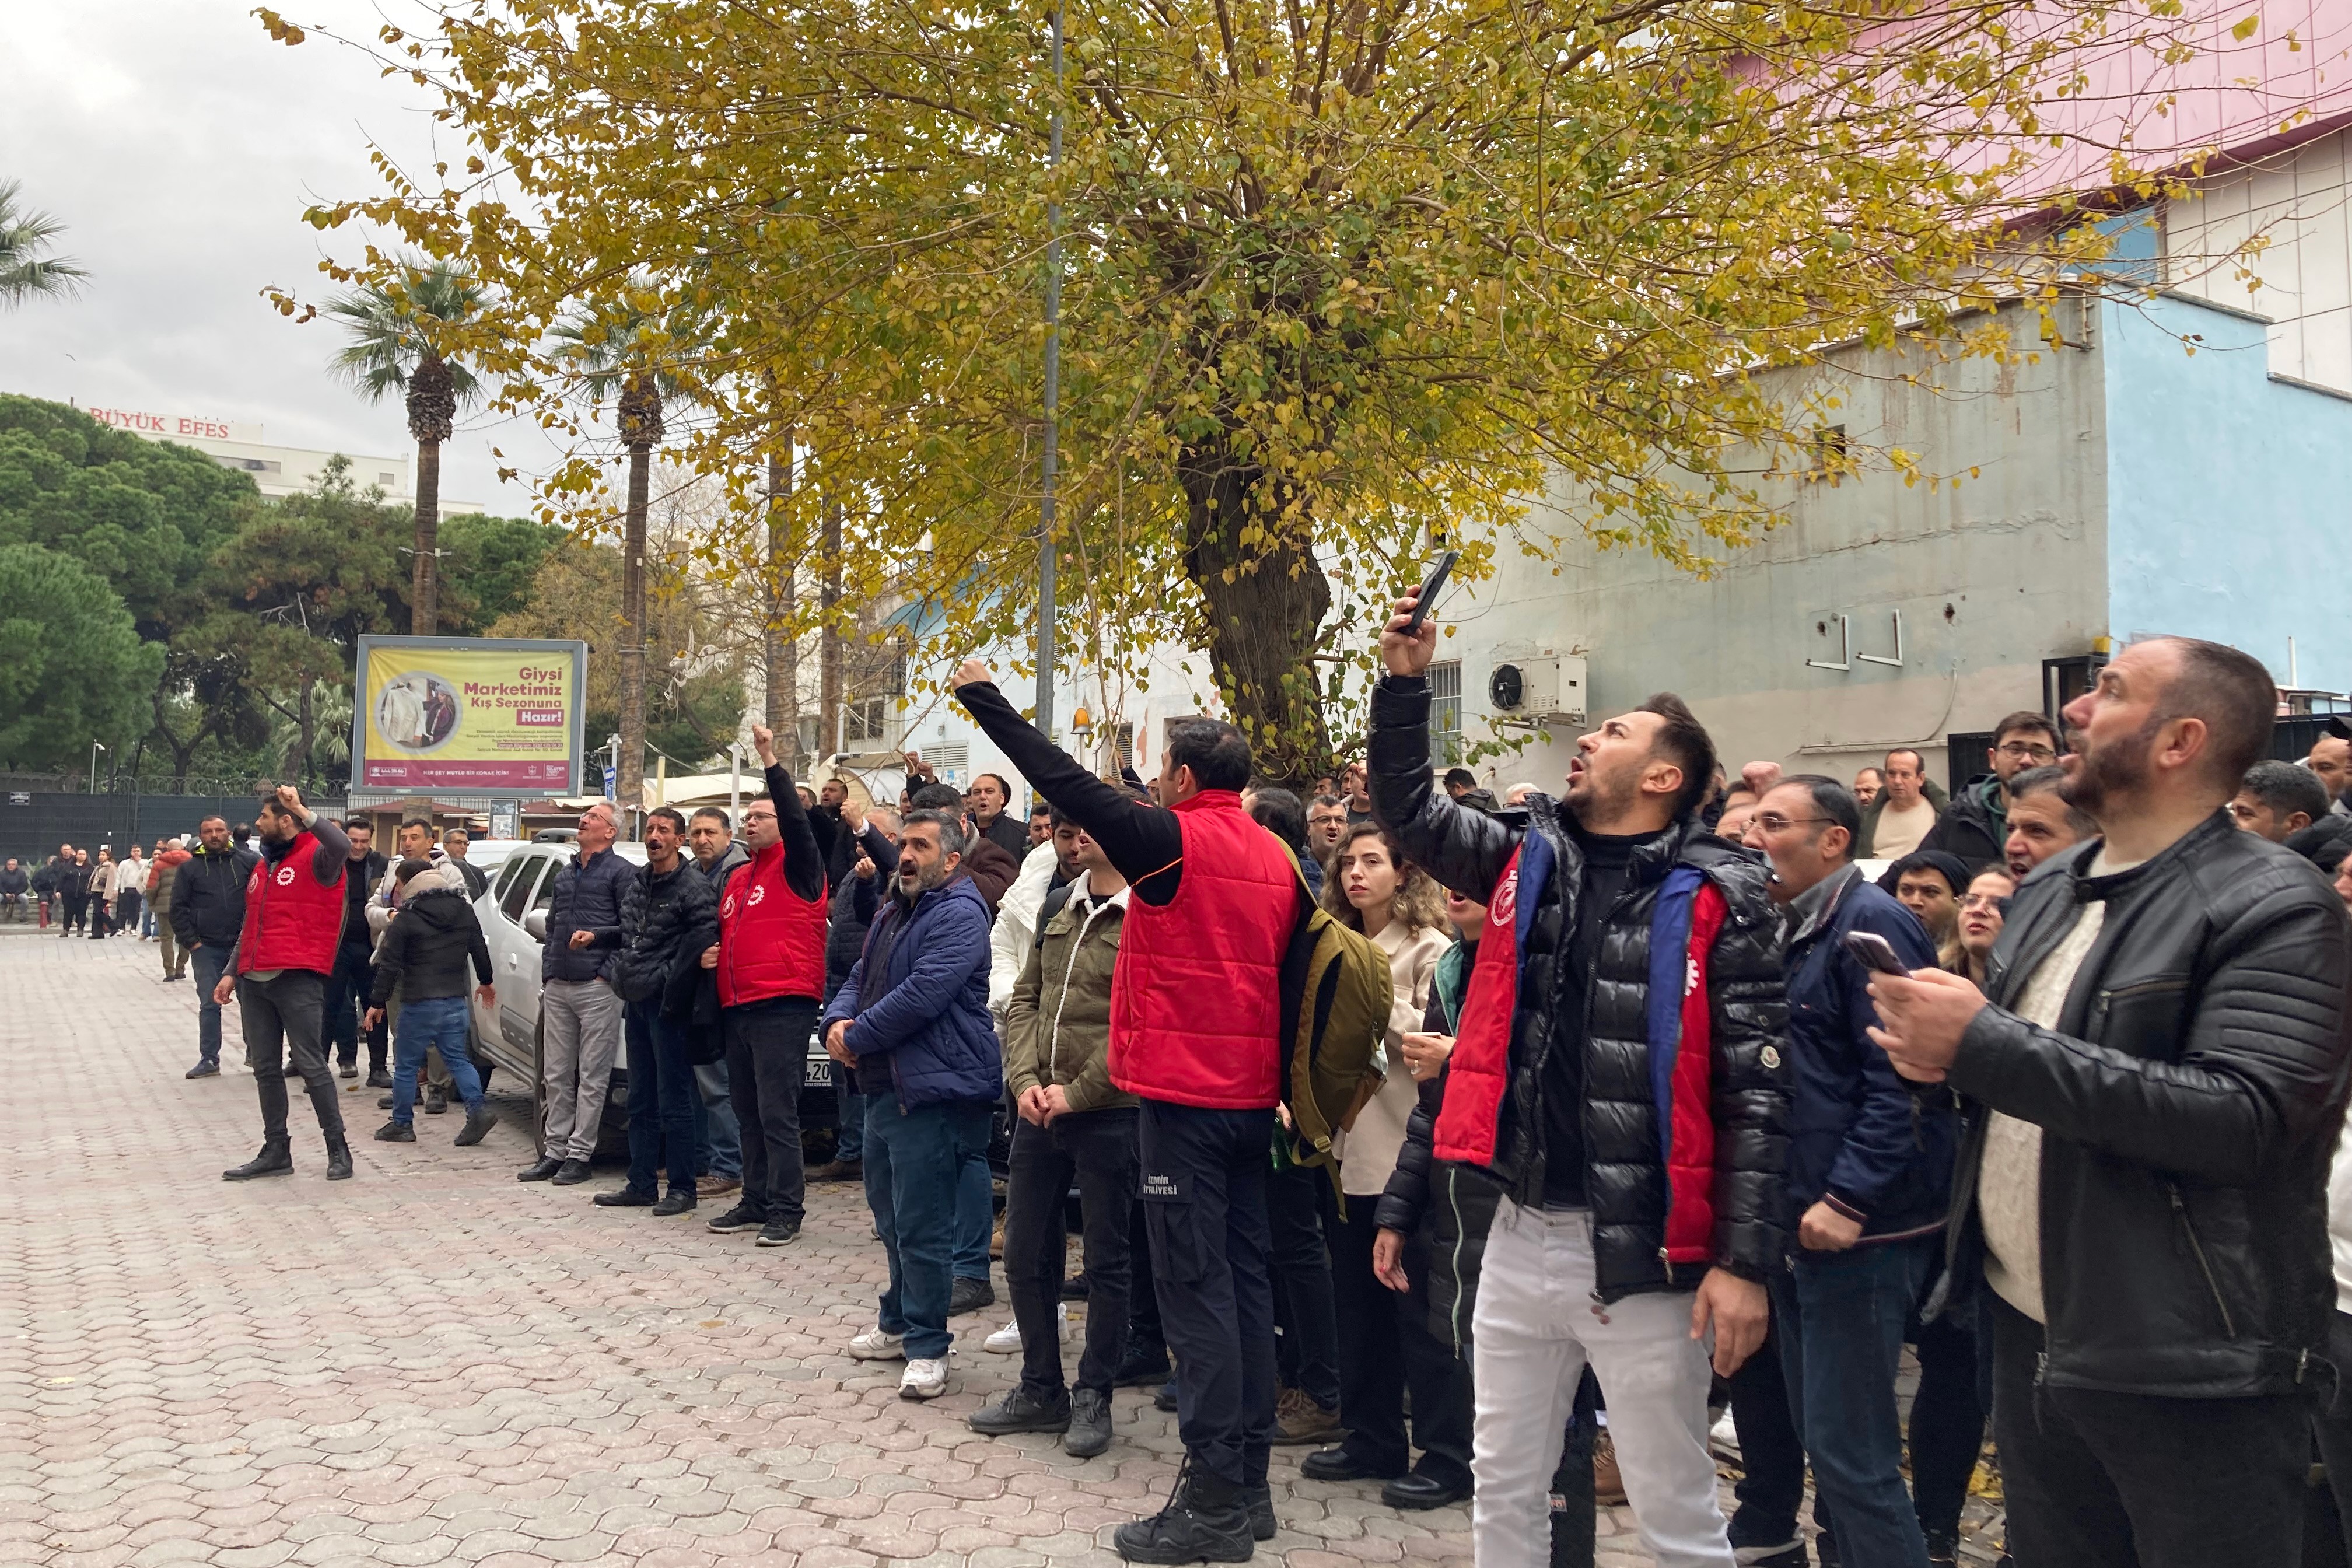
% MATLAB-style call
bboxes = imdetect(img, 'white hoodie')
[988,839,1062,1023]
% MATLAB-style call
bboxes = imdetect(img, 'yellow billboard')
[352,636,587,793]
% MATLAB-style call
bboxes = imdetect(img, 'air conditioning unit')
[1488,652,1587,725]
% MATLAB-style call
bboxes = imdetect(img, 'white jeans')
[1470,1200,1732,1568]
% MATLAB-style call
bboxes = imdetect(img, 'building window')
[1429,661,1462,765]
[842,695,890,747]
[379,471,398,487]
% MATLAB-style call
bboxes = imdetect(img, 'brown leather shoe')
[1592,1431,1628,1505]
[695,1175,742,1198]
[1271,1386,1345,1447]
[806,1159,863,1182]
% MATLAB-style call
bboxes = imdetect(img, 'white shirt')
[1978,846,2145,1324]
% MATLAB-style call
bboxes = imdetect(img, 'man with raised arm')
[952,660,1306,1563]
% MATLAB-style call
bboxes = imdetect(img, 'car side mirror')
[523,908,548,942]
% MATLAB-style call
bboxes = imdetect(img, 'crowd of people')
[8,835,195,943]
[113,615,2352,1568]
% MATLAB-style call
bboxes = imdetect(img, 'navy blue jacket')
[1783,866,1954,1241]
[542,846,633,984]
[821,872,1003,1110]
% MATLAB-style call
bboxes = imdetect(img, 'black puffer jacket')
[613,859,719,1005]
[1918,774,2006,874]
[1937,811,2352,1398]
[1369,673,1791,1300]
[824,823,901,1004]
[541,846,632,983]
[368,872,493,1005]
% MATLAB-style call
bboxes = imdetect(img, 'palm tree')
[324,260,485,635]
[0,180,89,308]
[553,302,695,824]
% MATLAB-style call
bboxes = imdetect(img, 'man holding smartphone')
[1754,775,1951,1568]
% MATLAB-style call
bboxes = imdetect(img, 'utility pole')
[766,422,800,768]
[1036,4,1063,745]
[820,497,843,760]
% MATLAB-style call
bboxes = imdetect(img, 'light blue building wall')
[2103,290,2352,692]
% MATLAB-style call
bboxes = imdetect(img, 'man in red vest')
[953,660,1304,1564]
[699,723,829,1248]
[213,785,358,1182]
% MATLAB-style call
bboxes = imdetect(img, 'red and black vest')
[1110,790,1296,1110]
[236,832,346,977]
[717,839,827,1006]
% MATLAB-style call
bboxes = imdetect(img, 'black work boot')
[969,1385,1072,1437]
[1244,1484,1275,1543]
[1112,1463,1255,1564]
[324,1137,355,1181]
[223,1138,293,1182]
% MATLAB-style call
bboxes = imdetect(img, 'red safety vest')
[717,839,827,1006]
[1109,790,1296,1110]
[236,832,345,977]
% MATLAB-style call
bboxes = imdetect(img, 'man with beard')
[821,809,1001,1402]
[1871,636,2352,1566]
[1366,588,1790,1568]
[1921,710,2063,874]
[214,786,358,1182]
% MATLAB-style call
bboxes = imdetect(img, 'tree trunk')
[820,498,842,759]
[1179,439,1334,786]
[765,433,799,768]
[619,438,650,831]
[412,439,442,635]
[295,678,318,791]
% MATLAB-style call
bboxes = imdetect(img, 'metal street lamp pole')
[1037,4,1063,747]
[89,741,106,796]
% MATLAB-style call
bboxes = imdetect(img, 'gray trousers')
[541,977,624,1160]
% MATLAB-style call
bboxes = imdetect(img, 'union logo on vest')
[275,865,296,887]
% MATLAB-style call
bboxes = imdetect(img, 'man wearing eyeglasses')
[1915,711,2061,875]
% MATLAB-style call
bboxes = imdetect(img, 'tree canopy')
[0,544,163,769]
[277,1,2199,778]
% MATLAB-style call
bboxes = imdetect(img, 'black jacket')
[1918,775,2006,874]
[542,846,632,983]
[339,850,388,948]
[368,880,493,1005]
[0,867,26,897]
[1369,673,1792,1297]
[1374,985,1502,1354]
[170,845,261,949]
[824,824,901,1003]
[613,859,718,1005]
[1938,811,2352,1397]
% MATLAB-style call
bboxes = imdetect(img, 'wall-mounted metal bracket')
[1807,614,1852,671]
[1857,610,1905,668]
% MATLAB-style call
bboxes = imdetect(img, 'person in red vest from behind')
[213,785,358,1183]
[698,722,829,1249]
[952,659,1306,1564]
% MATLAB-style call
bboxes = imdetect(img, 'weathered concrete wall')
[1438,303,2110,787]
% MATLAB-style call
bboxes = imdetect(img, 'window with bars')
[842,696,890,746]
[1428,661,1462,764]
[1112,722,1135,772]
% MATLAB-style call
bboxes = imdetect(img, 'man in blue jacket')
[1754,775,1951,1568]
[821,808,1003,1402]
[521,802,635,1186]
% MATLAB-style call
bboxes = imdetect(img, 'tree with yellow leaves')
[264,0,2188,782]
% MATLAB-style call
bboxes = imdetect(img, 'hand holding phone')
[1402,550,1458,634]
[1842,929,1910,976]
[1380,551,1458,678]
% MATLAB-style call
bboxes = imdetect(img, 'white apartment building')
[73,400,483,513]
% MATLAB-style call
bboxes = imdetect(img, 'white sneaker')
[984,1320,1023,1353]
[900,1357,948,1399]
[848,1328,905,1361]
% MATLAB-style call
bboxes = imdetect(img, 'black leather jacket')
[1938,811,2352,1398]
[614,860,719,1005]
[1368,674,1793,1298]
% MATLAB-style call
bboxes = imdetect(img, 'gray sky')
[1,2,552,514]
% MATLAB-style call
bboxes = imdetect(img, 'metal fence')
[0,793,349,866]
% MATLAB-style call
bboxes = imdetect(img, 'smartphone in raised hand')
[1401,549,1460,635]
[1842,929,1910,976]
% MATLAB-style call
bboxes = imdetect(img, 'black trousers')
[1989,1292,2308,1567]
[237,970,346,1143]
[1724,1298,1815,1550]
[324,942,387,1072]
[2312,1310,2352,1563]
[1266,1163,1342,1411]
[1005,1106,1139,1399]
[1326,1187,1474,1485]
[723,999,815,1227]
[61,888,87,933]
[1909,1297,1986,1542]
[1128,1195,1164,1352]
[1140,1098,1277,1488]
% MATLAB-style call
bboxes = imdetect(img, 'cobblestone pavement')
[1,934,1773,1568]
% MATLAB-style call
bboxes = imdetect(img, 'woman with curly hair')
[1303,822,1478,1509]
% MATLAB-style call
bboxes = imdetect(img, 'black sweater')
[369,887,494,1004]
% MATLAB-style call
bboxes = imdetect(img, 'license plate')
[805,1058,832,1087]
